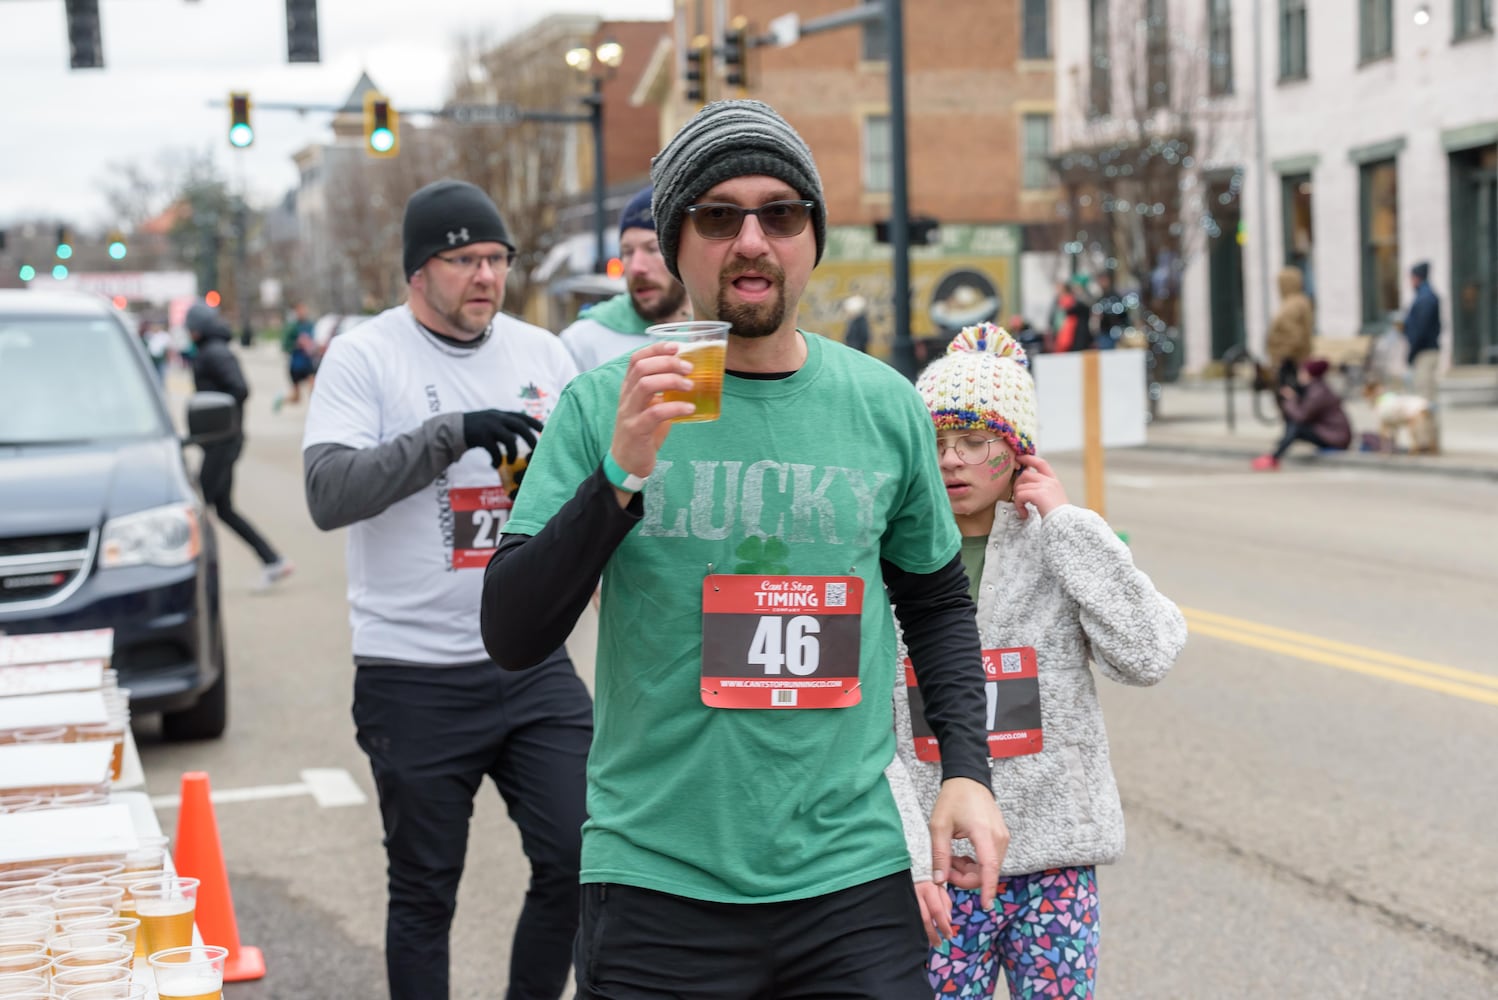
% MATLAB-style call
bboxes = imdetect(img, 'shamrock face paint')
[937,425,1018,533]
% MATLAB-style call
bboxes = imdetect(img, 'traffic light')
[107,231,127,260]
[285,0,321,63]
[724,17,750,89]
[63,0,104,70]
[228,93,254,148]
[684,36,709,104]
[363,92,400,157]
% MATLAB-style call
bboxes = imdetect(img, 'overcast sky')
[0,0,670,230]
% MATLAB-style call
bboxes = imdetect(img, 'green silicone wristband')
[602,452,645,492]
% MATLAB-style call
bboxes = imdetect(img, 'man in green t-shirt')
[483,99,1007,998]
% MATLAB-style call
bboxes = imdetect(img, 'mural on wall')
[800,223,1021,362]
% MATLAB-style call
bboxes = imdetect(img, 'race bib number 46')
[905,647,1043,761]
[700,575,864,710]
[450,486,512,570]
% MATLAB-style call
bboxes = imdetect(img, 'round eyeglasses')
[937,434,1006,465]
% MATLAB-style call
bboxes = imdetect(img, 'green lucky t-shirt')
[505,331,959,903]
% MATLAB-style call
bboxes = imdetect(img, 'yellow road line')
[1181,606,1498,691]
[1183,618,1498,709]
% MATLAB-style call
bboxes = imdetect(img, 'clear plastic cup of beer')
[50,961,134,993]
[149,944,227,1000]
[646,321,732,423]
[127,876,198,956]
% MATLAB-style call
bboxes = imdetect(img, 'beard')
[630,278,688,322]
[716,258,786,339]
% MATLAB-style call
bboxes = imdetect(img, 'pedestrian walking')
[1252,358,1352,470]
[1090,272,1127,350]
[842,294,871,352]
[185,302,292,590]
[276,302,319,409]
[1050,279,1092,353]
[889,323,1186,998]
[301,179,590,1000]
[482,99,1008,999]
[561,185,690,371]
[1266,267,1314,398]
[1404,261,1442,452]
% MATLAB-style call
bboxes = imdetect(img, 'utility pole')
[1250,0,1272,347]
[586,78,608,274]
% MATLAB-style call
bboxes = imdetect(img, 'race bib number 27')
[700,575,864,710]
[449,486,512,570]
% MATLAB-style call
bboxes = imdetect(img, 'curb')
[1139,441,1498,482]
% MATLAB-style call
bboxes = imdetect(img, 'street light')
[565,39,624,274]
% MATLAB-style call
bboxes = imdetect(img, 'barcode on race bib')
[1001,651,1023,674]
[824,582,847,608]
[772,689,798,707]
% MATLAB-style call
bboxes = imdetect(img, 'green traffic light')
[18,265,35,281]
[229,123,254,148]
[370,128,394,153]
[56,244,73,260]
[108,241,128,260]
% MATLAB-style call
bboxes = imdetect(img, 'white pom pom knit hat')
[915,322,1037,457]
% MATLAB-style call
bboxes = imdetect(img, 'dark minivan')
[0,290,236,739]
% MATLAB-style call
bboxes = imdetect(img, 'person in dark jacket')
[187,302,293,589]
[1251,358,1351,470]
[1403,261,1441,447]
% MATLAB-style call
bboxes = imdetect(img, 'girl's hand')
[1013,454,1069,518]
[913,880,955,947]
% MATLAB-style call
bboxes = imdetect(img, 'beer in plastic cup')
[646,321,731,423]
[63,984,149,999]
[128,876,197,955]
[149,945,227,1000]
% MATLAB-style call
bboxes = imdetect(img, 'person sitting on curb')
[1252,358,1351,471]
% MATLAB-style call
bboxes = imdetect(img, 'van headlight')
[100,503,201,569]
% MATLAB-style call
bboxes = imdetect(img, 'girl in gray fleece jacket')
[889,324,1186,999]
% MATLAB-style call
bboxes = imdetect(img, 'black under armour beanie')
[402,179,514,280]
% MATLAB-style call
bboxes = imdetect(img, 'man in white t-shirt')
[301,179,590,1000]
[559,185,690,371]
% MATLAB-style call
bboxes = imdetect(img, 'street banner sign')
[448,103,521,125]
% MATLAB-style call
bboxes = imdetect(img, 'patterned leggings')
[926,866,1100,999]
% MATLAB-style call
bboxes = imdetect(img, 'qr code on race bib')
[824,582,848,607]
[773,689,798,707]
[1001,652,1023,674]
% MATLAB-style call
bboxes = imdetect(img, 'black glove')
[462,410,544,468]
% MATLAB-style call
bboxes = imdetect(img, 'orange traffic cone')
[172,771,266,982]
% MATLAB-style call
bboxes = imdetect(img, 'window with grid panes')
[1209,0,1234,95]
[862,0,888,61]
[1088,0,1111,115]
[1146,0,1170,109]
[864,115,891,193]
[1022,114,1055,189]
[1280,0,1308,80]
[1022,0,1050,59]
[1360,0,1392,61]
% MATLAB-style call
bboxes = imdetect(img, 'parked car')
[0,290,237,739]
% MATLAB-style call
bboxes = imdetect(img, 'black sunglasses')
[684,200,816,240]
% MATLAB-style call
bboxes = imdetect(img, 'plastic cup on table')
[49,945,132,975]
[645,320,731,423]
[0,947,51,979]
[127,876,198,957]
[39,874,104,892]
[0,970,50,997]
[52,906,114,934]
[149,944,228,1000]
[49,965,134,994]
[52,863,124,882]
[64,983,150,1000]
[47,929,126,957]
[61,917,138,960]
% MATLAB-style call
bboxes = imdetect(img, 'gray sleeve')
[303,412,468,531]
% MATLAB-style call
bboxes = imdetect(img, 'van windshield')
[0,316,165,444]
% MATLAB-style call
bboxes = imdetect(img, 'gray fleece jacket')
[889,501,1186,880]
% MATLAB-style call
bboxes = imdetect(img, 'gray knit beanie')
[650,100,825,280]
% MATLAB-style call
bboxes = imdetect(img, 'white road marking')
[149,768,367,810]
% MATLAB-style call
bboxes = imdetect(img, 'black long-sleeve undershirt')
[481,471,991,787]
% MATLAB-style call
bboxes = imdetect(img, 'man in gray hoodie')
[559,185,689,371]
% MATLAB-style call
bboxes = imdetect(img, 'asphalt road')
[136,343,1498,999]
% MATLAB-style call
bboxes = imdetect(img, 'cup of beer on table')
[149,944,227,1000]
[127,875,198,956]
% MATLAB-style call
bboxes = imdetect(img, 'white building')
[1252,0,1496,370]
[1054,0,1496,373]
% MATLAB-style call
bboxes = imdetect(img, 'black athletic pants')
[353,650,592,1000]
[1272,421,1331,460]
[574,871,931,999]
[199,436,279,566]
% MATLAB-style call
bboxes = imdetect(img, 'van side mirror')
[184,391,238,446]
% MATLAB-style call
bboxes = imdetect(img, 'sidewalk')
[1145,372,1498,480]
